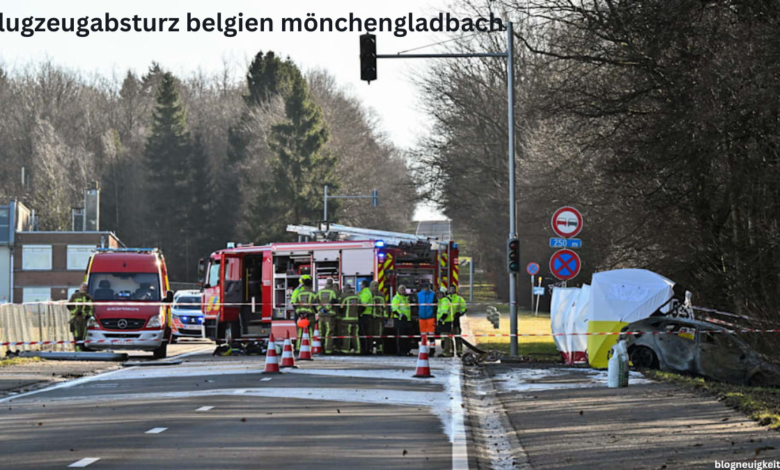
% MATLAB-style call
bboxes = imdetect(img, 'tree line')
[0,53,416,281]
[416,0,780,330]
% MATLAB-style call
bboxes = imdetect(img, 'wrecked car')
[619,317,780,387]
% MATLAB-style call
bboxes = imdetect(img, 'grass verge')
[0,356,43,368]
[467,310,560,362]
[646,370,780,430]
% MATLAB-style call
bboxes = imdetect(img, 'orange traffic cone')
[280,331,297,368]
[262,333,281,374]
[413,334,434,378]
[312,326,323,355]
[298,330,313,361]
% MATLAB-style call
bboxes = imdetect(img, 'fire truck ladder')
[287,223,445,248]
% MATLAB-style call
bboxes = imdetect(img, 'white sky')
[2,0,453,220]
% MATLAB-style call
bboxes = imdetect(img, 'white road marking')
[145,427,168,434]
[449,359,469,470]
[196,406,213,411]
[0,367,136,404]
[68,458,100,467]
[234,389,247,394]
[260,378,273,382]
[0,346,211,404]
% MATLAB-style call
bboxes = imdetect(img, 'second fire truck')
[198,224,459,346]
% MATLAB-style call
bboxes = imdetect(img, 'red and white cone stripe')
[298,331,313,361]
[312,327,322,355]
[413,334,434,378]
[279,332,296,368]
[262,333,281,374]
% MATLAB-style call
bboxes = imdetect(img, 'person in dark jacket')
[417,283,436,356]
[68,282,94,352]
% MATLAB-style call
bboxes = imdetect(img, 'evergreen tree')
[141,62,165,99]
[227,51,297,164]
[188,133,218,260]
[251,74,338,241]
[144,72,191,279]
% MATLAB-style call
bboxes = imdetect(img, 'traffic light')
[507,238,520,273]
[360,34,377,83]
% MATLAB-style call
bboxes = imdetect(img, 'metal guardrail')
[0,303,73,355]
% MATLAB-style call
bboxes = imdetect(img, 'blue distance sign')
[549,238,582,249]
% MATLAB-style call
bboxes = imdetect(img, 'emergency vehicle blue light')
[181,316,189,322]
[378,252,386,260]
[375,240,385,248]
[452,243,458,249]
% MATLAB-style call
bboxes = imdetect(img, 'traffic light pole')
[506,21,519,357]
[370,22,519,356]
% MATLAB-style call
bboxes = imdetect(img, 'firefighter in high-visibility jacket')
[392,285,412,356]
[290,275,311,304]
[448,285,467,356]
[67,282,94,352]
[358,280,373,355]
[293,276,316,351]
[316,279,340,355]
[339,285,361,354]
[370,281,385,354]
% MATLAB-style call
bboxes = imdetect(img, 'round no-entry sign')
[551,206,583,238]
[526,262,539,275]
[549,249,581,281]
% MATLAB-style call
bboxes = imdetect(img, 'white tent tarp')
[565,284,590,362]
[587,269,675,323]
[586,269,675,368]
[550,285,590,364]
[550,287,579,354]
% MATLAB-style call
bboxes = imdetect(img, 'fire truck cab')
[198,224,459,346]
[84,248,174,358]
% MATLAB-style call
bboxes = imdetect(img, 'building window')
[22,245,52,270]
[23,287,51,303]
[67,245,94,271]
[0,207,9,244]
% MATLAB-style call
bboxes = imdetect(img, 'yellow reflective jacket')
[391,294,411,321]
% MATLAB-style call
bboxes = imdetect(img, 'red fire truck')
[198,224,459,345]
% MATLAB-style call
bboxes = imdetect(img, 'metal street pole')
[469,259,474,303]
[506,21,519,357]
[324,185,329,221]
[368,21,519,356]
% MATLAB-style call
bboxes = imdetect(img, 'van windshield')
[89,273,161,301]
[175,296,201,310]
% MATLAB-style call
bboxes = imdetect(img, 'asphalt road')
[0,341,212,398]
[487,364,780,469]
[0,353,468,469]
